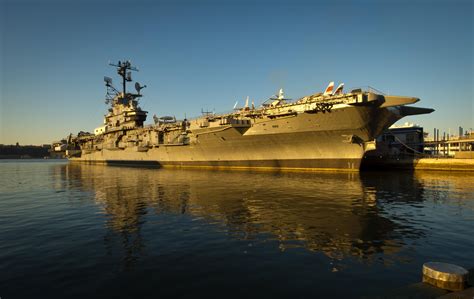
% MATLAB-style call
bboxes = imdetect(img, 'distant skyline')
[1,0,472,145]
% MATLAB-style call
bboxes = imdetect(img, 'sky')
[1,0,472,145]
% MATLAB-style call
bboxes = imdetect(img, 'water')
[1,160,473,298]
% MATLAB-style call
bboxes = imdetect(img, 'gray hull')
[70,105,408,171]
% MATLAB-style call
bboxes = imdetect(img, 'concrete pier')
[362,157,474,171]
[415,158,474,171]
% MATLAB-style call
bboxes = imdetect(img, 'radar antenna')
[135,82,147,95]
[108,60,139,97]
[104,76,119,105]
[201,108,214,116]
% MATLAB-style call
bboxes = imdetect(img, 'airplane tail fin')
[323,81,334,95]
[278,88,284,100]
[333,83,344,95]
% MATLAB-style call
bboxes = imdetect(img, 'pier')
[363,125,474,171]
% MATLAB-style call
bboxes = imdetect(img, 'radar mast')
[105,60,147,107]
[109,60,139,97]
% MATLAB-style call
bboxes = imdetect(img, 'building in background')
[49,140,68,159]
[424,128,474,158]
[365,123,425,158]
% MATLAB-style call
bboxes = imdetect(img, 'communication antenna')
[201,108,213,116]
[134,82,147,95]
[109,60,139,96]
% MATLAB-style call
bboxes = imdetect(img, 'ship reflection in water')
[60,164,473,270]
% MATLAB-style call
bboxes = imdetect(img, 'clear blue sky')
[1,0,472,145]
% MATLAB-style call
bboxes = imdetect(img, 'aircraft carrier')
[66,61,434,170]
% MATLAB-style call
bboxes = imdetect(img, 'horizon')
[1,0,473,145]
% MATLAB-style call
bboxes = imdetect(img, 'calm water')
[1,160,473,298]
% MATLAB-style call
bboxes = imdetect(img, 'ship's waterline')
[71,158,363,171]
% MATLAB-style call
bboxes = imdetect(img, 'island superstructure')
[66,61,434,170]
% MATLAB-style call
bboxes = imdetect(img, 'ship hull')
[69,105,407,171]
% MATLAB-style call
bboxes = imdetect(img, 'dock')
[362,157,474,171]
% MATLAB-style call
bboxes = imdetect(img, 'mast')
[109,60,138,98]
[102,60,148,128]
